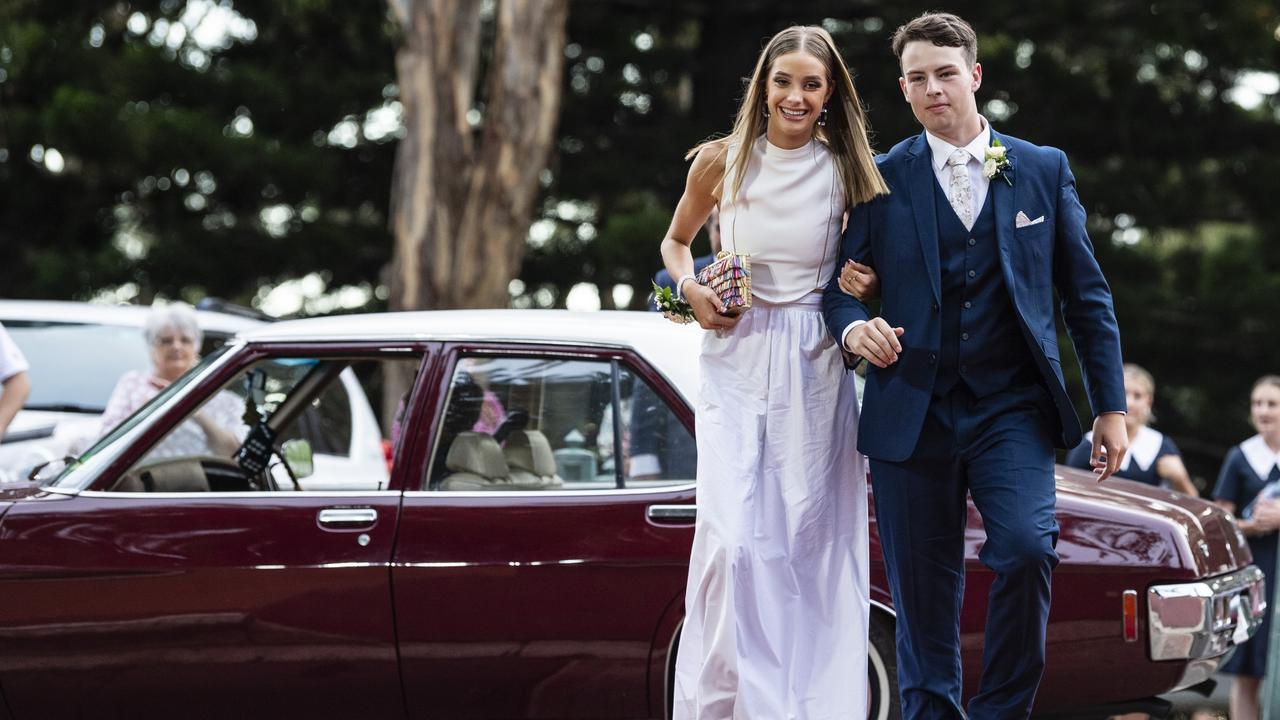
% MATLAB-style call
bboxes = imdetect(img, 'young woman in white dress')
[659,25,889,720]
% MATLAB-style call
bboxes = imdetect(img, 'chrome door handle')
[647,505,696,522]
[318,508,378,530]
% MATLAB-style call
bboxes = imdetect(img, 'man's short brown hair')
[891,12,978,68]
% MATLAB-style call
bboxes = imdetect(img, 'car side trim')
[78,489,402,500]
[403,483,697,499]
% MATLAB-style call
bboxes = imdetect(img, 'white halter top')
[720,136,845,303]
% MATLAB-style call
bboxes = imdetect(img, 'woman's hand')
[1253,499,1280,534]
[1155,455,1198,497]
[838,260,879,301]
[686,281,740,331]
[191,410,241,458]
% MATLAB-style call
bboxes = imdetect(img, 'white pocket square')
[1015,211,1045,228]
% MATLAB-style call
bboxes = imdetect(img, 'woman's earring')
[818,106,828,127]
[762,105,770,118]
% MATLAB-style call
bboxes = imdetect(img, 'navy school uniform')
[1065,425,1181,487]
[1212,434,1280,677]
[652,254,715,295]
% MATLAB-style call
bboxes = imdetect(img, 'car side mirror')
[281,439,314,479]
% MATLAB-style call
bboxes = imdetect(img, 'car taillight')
[1122,590,1138,642]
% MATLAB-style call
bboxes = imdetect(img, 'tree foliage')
[0,0,397,307]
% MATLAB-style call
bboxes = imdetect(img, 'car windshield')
[44,348,229,488]
[5,321,153,413]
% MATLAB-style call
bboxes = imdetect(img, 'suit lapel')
[907,133,942,304]
[989,129,1018,266]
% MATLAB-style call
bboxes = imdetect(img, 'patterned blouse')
[100,370,247,459]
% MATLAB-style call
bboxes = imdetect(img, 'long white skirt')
[673,293,869,720]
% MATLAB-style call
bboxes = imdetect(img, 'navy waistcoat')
[933,180,1039,397]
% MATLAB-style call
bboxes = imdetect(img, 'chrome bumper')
[1148,565,1266,662]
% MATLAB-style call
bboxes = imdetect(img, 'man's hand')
[838,260,879,301]
[845,318,904,368]
[1090,413,1129,482]
[686,282,741,332]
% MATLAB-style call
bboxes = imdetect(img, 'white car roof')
[239,310,705,401]
[0,300,263,335]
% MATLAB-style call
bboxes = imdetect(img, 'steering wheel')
[113,455,248,493]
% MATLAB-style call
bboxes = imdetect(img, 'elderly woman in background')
[99,303,242,458]
[1066,364,1197,495]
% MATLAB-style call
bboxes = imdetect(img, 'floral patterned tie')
[947,148,974,230]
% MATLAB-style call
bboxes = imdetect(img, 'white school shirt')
[0,323,29,383]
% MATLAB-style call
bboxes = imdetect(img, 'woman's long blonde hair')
[688,26,889,208]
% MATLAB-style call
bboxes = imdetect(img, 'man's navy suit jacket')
[822,130,1125,462]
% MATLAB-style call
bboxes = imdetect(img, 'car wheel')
[867,611,900,720]
[666,625,680,720]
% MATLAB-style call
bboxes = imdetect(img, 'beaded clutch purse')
[695,251,752,316]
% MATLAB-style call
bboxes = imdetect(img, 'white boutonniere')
[983,139,1012,186]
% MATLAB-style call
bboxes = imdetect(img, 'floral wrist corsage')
[652,280,694,324]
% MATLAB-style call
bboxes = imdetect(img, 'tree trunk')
[386,0,568,312]
[382,0,566,429]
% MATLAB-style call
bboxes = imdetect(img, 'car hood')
[0,479,55,526]
[0,480,47,502]
[4,410,65,438]
[1055,466,1249,578]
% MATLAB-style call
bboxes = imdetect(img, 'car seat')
[503,430,563,490]
[439,432,511,491]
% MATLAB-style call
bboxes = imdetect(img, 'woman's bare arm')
[659,142,738,330]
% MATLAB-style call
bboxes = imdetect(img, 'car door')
[0,344,432,719]
[392,343,698,718]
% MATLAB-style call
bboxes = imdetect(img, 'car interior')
[430,355,695,492]
[108,356,414,493]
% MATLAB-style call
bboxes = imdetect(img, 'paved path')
[1161,672,1229,718]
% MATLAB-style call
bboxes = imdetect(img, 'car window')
[3,320,232,413]
[106,355,422,493]
[428,354,695,492]
[43,348,229,488]
[621,365,697,486]
[278,378,352,456]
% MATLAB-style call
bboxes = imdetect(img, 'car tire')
[666,613,901,720]
[867,611,900,720]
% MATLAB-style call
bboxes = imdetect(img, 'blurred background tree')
[0,0,398,311]
[1,0,1277,482]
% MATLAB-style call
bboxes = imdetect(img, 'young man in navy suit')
[823,13,1129,719]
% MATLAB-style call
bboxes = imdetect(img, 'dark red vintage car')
[0,311,1263,719]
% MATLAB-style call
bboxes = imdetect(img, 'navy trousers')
[870,383,1060,720]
